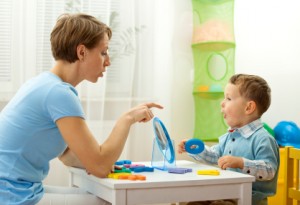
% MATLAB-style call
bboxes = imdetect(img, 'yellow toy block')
[197,169,220,175]
[108,173,131,179]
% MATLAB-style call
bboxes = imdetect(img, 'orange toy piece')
[107,173,146,181]
[118,175,130,180]
[128,175,137,180]
[127,174,146,181]
[135,175,146,180]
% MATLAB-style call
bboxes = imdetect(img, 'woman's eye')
[101,49,109,56]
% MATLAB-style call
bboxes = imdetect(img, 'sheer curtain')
[0,0,177,186]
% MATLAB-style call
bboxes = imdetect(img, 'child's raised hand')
[218,155,244,170]
[177,139,189,154]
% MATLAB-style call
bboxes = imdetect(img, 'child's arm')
[232,138,278,181]
[241,135,279,181]
[189,145,220,165]
[217,142,278,181]
[178,139,220,164]
[216,152,277,181]
[241,158,277,181]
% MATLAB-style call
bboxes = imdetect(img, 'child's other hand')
[218,155,244,170]
[177,139,189,154]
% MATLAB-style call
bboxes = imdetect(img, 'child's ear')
[245,100,256,115]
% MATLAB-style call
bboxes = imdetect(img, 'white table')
[69,160,255,205]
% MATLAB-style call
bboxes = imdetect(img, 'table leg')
[111,189,127,205]
[238,183,252,205]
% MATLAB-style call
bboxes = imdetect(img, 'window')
[0,0,134,99]
[0,0,13,94]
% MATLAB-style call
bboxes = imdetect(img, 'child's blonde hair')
[229,74,271,117]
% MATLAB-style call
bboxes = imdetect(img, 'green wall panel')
[191,0,235,141]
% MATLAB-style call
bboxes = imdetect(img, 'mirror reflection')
[154,121,167,150]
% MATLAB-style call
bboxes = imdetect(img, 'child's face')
[221,83,249,128]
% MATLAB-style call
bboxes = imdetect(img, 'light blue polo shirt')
[0,72,85,204]
[190,119,280,205]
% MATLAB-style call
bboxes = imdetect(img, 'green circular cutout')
[207,53,227,81]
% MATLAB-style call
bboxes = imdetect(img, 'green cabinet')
[191,0,235,141]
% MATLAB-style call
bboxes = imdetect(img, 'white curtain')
[0,0,179,186]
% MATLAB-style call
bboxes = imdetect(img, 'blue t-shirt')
[0,72,85,204]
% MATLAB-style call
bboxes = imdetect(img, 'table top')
[69,160,255,190]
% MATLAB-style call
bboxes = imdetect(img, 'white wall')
[234,0,300,127]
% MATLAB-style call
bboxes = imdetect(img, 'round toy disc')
[185,138,205,154]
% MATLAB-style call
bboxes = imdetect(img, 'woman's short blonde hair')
[50,13,112,63]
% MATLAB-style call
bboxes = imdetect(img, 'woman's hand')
[125,102,163,124]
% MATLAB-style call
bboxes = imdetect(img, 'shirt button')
[232,138,235,142]
[229,150,231,154]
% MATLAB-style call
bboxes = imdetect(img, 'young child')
[178,74,279,205]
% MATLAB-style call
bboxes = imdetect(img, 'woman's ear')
[245,100,256,115]
[77,44,86,61]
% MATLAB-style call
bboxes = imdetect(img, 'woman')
[0,13,162,205]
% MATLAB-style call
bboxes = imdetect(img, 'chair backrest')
[283,146,300,205]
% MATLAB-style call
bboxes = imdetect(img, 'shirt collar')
[228,119,263,138]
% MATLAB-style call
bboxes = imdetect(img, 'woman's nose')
[105,56,111,67]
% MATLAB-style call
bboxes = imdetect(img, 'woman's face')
[82,34,110,83]
[221,83,249,129]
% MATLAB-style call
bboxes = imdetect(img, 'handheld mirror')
[152,117,175,164]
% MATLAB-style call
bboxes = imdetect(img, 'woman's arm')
[56,103,163,178]
[58,147,84,169]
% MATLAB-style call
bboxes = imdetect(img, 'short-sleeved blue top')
[0,72,85,205]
